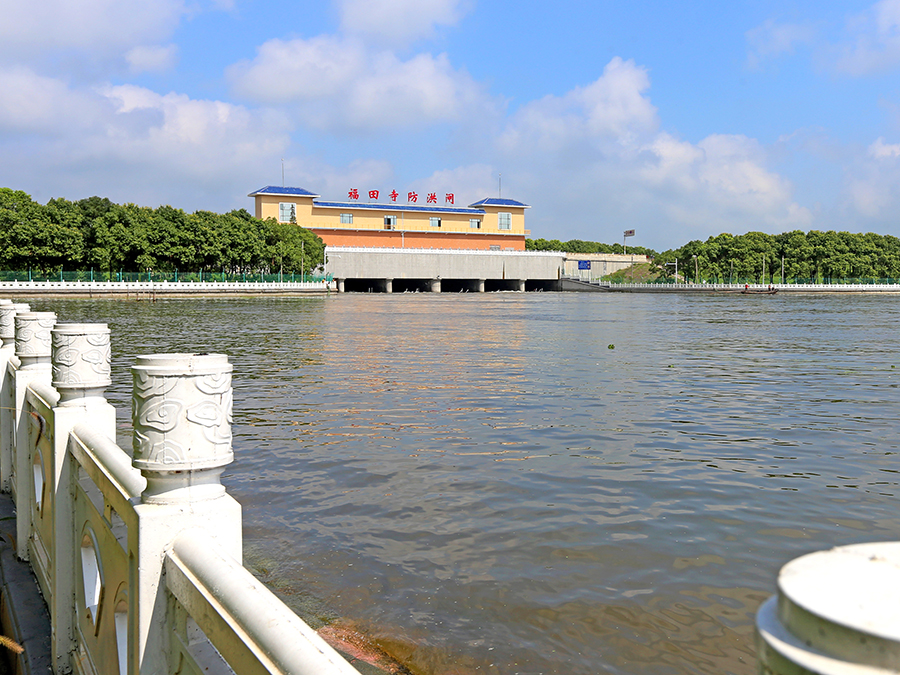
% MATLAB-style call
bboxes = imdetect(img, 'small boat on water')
[741,288,778,295]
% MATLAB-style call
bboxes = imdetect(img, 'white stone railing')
[0,302,360,675]
[0,280,332,293]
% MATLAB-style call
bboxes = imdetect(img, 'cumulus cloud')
[841,136,900,218]
[126,45,179,74]
[498,57,658,154]
[338,0,471,45]
[228,36,493,131]
[746,19,816,69]
[0,67,293,210]
[834,0,900,74]
[487,58,811,245]
[0,66,103,134]
[0,0,187,62]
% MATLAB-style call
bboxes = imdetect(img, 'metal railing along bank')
[0,280,333,295]
[0,301,360,674]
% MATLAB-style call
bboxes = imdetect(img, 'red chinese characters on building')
[347,188,455,204]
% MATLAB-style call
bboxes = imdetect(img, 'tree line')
[0,188,324,276]
[655,230,900,283]
[528,230,900,283]
[526,237,657,257]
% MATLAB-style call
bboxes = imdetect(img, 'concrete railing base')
[757,542,900,674]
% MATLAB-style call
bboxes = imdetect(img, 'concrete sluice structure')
[326,246,566,293]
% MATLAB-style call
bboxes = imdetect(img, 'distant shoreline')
[0,281,331,299]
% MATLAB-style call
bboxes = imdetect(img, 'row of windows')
[279,203,511,229]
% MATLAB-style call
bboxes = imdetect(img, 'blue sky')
[3,0,900,250]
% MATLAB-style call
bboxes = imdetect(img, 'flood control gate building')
[325,247,566,293]
[249,186,530,251]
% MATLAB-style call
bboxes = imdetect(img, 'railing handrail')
[69,423,146,502]
[167,530,361,675]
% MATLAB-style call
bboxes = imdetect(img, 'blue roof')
[315,201,486,215]
[468,197,530,208]
[248,186,320,198]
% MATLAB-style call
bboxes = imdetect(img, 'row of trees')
[526,230,900,283]
[526,237,657,257]
[5,187,898,283]
[656,231,900,283]
[0,189,324,275]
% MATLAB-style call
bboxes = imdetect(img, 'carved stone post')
[14,311,56,559]
[51,323,112,407]
[131,353,233,504]
[49,323,116,670]
[129,353,241,673]
[0,303,30,348]
[15,311,56,370]
[0,303,28,490]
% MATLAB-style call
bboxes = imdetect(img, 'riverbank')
[589,280,900,293]
[0,280,332,298]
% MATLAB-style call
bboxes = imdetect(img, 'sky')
[4,0,900,250]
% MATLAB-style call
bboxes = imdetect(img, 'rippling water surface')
[32,293,900,675]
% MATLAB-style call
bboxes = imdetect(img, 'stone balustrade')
[0,302,361,675]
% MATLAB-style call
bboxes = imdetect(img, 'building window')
[340,213,353,224]
[469,219,481,229]
[384,215,397,229]
[279,203,296,223]
[430,217,441,228]
[498,212,512,230]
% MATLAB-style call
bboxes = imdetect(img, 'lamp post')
[693,255,699,284]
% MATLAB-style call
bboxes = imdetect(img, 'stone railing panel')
[0,305,361,675]
[166,530,362,675]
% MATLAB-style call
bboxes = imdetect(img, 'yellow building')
[248,186,530,250]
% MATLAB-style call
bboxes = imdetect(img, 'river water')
[30,293,900,675]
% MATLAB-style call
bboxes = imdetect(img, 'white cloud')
[338,0,471,45]
[126,45,179,74]
[0,0,187,62]
[497,57,658,154]
[843,136,900,217]
[486,59,812,245]
[835,0,900,74]
[746,19,816,69]
[228,36,493,131]
[868,136,900,157]
[0,67,293,211]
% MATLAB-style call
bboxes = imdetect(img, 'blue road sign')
[578,260,591,270]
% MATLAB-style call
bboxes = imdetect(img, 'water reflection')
[29,293,900,674]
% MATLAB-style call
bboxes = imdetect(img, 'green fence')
[629,276,900,285]
[0,271,332,283]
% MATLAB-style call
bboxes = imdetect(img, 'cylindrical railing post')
[0,303,30,348]
[13,311,56,559]
[15,311,56,370]
[48,322,116,671]
[128,353,241,674]
[0,302,27,491]
[51,323,112,407]
[131,353,233,504]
